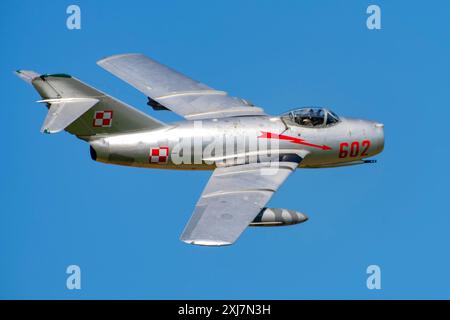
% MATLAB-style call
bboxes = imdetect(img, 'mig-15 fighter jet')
[16,53,384,246]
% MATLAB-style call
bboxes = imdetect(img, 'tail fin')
[15,70,166,138]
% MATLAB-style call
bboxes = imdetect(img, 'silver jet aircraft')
[17,53,384,246]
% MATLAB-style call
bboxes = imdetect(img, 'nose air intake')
[373,122,385,155]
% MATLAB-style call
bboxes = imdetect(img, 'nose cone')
[341,117,385,158]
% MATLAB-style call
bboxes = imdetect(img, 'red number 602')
[339,140,370,158]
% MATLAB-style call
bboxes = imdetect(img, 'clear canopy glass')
[281,107,340,127]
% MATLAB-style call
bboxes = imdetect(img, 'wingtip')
[97,53,143,66]
[181,238,232,247]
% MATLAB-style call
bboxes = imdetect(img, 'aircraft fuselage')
[89,115,384,170]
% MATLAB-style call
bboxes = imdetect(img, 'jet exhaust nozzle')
[89,139,110,163]
[89,145,97,161]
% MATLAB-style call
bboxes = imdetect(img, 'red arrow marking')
[258,131,332,151]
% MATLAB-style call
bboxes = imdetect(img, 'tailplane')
[16,70,166,138]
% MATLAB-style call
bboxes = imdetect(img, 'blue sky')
[1,0,450,299]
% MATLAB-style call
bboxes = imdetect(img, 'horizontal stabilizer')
[16,70,167,137]
[39,98,99,133]
[15,70,40,83]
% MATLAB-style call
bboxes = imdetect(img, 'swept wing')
[97,53,265,120]
[180,159,301,246]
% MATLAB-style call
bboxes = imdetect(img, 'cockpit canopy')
[281,107,340,128]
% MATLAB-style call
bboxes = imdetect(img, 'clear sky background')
[1,0,449,299]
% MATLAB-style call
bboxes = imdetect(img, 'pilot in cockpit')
[301,117,313,126]
[282,107,339,128]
